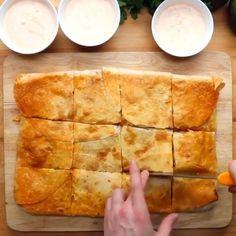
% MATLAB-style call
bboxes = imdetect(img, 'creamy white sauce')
[64,0,116,45]
[156,4,206,54]
[3,0,56,53]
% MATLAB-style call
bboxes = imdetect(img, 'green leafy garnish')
[118,0,144,23]
[144,0,164,15]
[118,0,228,24]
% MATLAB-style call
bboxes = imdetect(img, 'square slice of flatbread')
[14,72,74,120]
[15,167,71,215]
[73,123,122,172]
[172,74,224,131]
[120,68,172,128]
[172,177,218,212]
[17,117,73,169]
[173,131,216,176]
[122,174,172,213]
[121,126,173,173]
[71,169,121,216]
[73,69,121,124]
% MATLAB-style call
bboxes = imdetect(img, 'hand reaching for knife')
[104,160,178,236]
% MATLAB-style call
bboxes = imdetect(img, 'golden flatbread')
[173,131,216,175]
[15,167,70,205]
[17,117,73,169]
[172,74,224,131]
[22,174,72,215]
[172,177,218,212]
[73,69,121,124]
[120,68,172,128]
[14,72,74,120]
[73,123,122,172]
[121,126,173,173]
[122,174,172,213]
[71,169,121,216]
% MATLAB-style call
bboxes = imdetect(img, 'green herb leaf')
[130,7,139,19]
[201,0,214,10]
[118,0,127,8]
[120,7,127,24]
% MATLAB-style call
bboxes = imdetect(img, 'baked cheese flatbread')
[17,117,73,169]
[172,74,224,131]
[173,131,216,175]
[73,69,121,124]
[23,174,72,215]
[71,169,121,216]
[73,123,122,172]
[122,174,172,213]
[15,167,70,206]
[172,177,218,212]
[13,68,222,217]
[14,72,74,120]
[121,126,173,173]
[120,68,172,128]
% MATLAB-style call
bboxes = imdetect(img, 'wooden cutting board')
[3,52,232,231]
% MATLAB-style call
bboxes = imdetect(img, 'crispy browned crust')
[15,167,70,205]
[17,117,73,169]
[172,74,224,131]
[22,174,72,215]
[122,174,172,213]
[14,72,74,120]
[172,177,218,212]
[71,169,121,216]
[173,131,217,175]
[120,68,172,129]
[121,126,173,173]
[13,69,222,216]
[73,123,121,172]
[73,69,121,124]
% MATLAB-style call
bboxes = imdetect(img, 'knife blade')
[149,171,235,186]
[149,172,216,179]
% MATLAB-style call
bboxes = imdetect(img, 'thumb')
[229,160,236,184]
[155,213,178,236]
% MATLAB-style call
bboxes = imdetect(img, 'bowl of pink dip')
[151,0,214,57]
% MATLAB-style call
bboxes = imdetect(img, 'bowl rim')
[151,0,214,57]
[0,0,59,55]
[58,0,121,47]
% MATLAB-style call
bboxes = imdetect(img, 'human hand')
[229,160,236,193]
[104,160,178,236]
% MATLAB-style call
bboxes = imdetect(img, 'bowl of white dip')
[151,0,214,57]
[0,0,59,54]
[58,0,120,47]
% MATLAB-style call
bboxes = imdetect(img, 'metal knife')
[148,171,235,186]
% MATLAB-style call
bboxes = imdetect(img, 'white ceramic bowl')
[0,0,59,54]
[58,0,120,47]
[151,0,214,57]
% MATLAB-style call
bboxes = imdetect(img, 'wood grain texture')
[0,1,236,235]
[2,52,232,231]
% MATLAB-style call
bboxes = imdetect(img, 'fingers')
[140,170,149,189]
[111,188,125,212]
[105,189,125,234]
[104,197,112,235]
[130,160,146,206]
[228,160,236,184]
[126,168,149,203]
[105,197,112,219]
[156,213,178,236]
